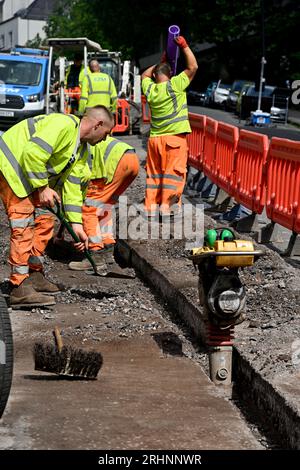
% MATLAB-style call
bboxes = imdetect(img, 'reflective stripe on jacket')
[91,136,134,184]
[141,71,191,137]
[79,72,118,114]
[0,113,91,223]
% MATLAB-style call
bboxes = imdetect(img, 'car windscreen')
[232,81,245,92]
[246,86,275,97]
[0,60,42,86]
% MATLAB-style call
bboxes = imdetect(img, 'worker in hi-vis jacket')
[0,106,114,308]
[141,36,198,217]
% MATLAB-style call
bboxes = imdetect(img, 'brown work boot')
[10,278,56,309]
[68,250,107,271]
[29,271,60,295]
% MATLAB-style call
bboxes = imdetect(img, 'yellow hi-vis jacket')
[79,72,118,115]
[90,136,135,184]
[0,113,92,223]
[141,71,191,137]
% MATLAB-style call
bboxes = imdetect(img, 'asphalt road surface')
[188,105,300,141]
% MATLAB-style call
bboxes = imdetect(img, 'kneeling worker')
[69,136,139,272]
[0,107,114,308]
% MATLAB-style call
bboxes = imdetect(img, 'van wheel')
[0,296,13,419]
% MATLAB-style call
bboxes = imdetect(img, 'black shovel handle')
[47,204,98,274]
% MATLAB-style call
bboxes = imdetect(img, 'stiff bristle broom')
[34,327,103,379]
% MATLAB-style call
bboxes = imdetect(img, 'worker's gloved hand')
[174,36,188,49]
[160,50,167,63]
[71,223,89,252]
[38,186,61,207]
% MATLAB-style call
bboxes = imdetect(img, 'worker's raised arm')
[175,36,198,82]
[141,65,156,81]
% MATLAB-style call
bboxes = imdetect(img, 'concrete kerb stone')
[118,238,300,449]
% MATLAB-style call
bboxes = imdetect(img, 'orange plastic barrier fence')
[141,95,151,123]
[112,98,130,133]
[210,122,239,195]
[202,117,218,180]
[187,113,206,170]
[266,137,300,232]
[64,86,81,114]
[234,129,269,214]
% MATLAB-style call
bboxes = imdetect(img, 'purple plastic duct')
[166,24,180,76]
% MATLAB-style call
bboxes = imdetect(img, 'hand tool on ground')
[34,326,103,379]
[47,203,101,275]
[49,204,135,279]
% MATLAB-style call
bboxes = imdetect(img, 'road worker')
[64,53,89,114]
[68,136,139,272]
[0,106,114,308]
[65,52,86,89]
[78,60,118,115]
[141,36,198,217]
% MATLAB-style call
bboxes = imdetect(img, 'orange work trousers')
[145,134,188,215]
[0,174,55,286]
[83,152,139,251]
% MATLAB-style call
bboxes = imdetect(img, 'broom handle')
[53,327,63,353]
[47,204,98,274]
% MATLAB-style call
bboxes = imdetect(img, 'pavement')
[0,133,263,451]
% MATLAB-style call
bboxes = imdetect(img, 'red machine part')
[206,323,234,347]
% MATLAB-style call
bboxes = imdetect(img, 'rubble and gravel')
[0,133,299,449]
[122,148,300,383]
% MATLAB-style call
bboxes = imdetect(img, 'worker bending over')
[79,60,118,115]
[69,136,139,272]
[0,106,114,308]
[141,36,198,217]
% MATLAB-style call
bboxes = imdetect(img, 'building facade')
[0,0,56,50]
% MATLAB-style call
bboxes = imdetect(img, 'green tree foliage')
[45,0,300,84]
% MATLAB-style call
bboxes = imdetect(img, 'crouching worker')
[68,136,139,273]
[0,106,114,308]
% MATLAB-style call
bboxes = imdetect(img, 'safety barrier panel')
[187,113,206,170]
[202,117,218,180]
[113,98,130,133]
[141,95,151,123]
[234,129,269,214]
[266,137,300,232]
[210,122,239,195]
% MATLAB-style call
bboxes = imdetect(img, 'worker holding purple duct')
[141,35,198,217]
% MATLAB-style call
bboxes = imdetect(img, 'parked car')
[203,81,218,106]
[236,83,253,116]
[225,80,254,111]
[187,89,206,106]
[211,82,231,107]
[239,85,290,120]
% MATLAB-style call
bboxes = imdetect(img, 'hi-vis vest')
[79,72,118,115]
[0,113,92,223]
[141,71,191,137]
[91,136,134,184]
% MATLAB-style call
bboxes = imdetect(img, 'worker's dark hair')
[84,105,114,122]
[74,52,83,61]
[153,62,171,78]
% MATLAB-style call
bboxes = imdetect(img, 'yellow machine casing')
[214,240,254,267]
